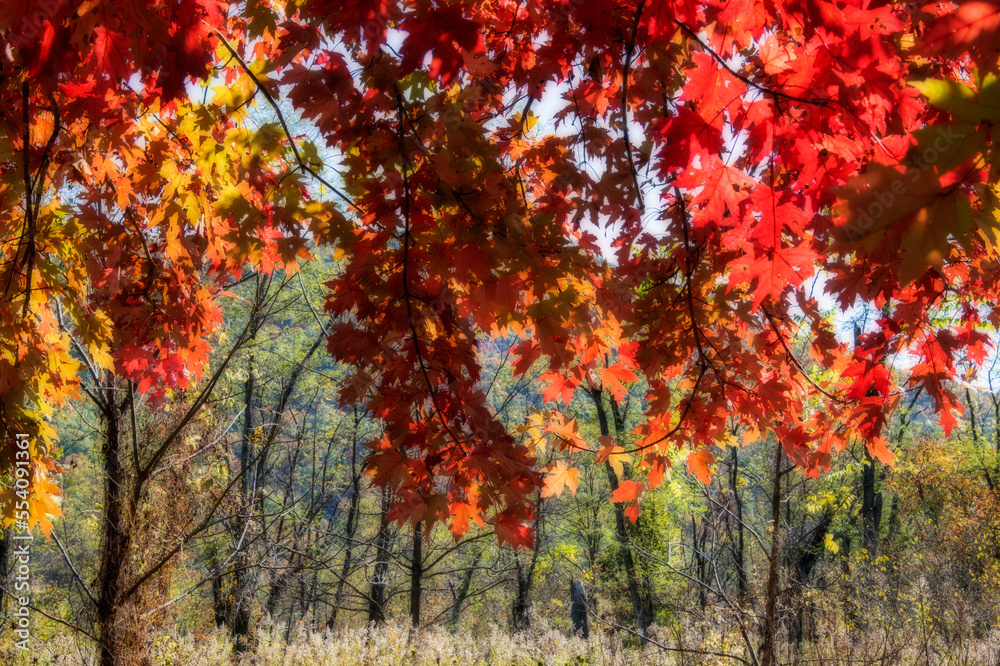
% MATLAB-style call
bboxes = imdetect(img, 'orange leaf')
[540,371,577,405]
[866,436,896,466]
[687,448,716,485]
[610,480,645,503]
[544,415,588,450]
[646,457,668,490]
[450,500,485,539]
[597,364,639,402]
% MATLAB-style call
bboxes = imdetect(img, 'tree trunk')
[789,514,833,646]
[731,447,749,601]
[570,580,590,639]
[367,490,392,625]
[855,323,883,553]
[208,544,231,627]
[761,438,784,666]
[967,387,998,491]
[861,448,881,552]
[0,527,9,619]
[693,514,709,610]
[992,391,1000,489]
[448,548,482,631]
[512,550,532,631]
[409,520,423,626]
[230,355,256,653]
[588,387,650,644]
[329,410,363,630]
[511,494,543,632]
[96,380,141,666]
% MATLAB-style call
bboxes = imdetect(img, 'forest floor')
[3,619,1000,665]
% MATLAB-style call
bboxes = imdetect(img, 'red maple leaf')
[399,5,485,84]
[493,514,534,549]
[728,243,818,309]
[92,27,132,79]
[918,1,1000,65]
[680,52,748,129]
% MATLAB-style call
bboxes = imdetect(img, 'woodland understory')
[1,262,999,666]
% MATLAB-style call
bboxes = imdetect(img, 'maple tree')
[1,0,1000,569]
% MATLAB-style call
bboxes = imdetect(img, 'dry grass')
[3,618,1000,665]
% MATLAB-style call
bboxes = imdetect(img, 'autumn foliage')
[2,0,1000,548]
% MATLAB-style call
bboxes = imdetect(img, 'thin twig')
[51,530,98,607]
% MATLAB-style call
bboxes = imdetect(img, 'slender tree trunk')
[409,521,423,626]
[967,387,998,491]
[761,438,783,666]
[367,491,392,625]
[230,352,256,653]
[731,447,749,601]
[789,514,833,647]
[692,515,708,610]
[589,387,649,644]
[992,392,1000,456]
[512,495,543,631]
[265,562,297,618]
[329,409,363,630]
[512,550,532,631]
[570,580,590,638]
[96,380,141,666]
[208,544,231,627]
[448,549,482,631]
[992,392,1000,486]
[854,323,883,553]
[0,527,9,619]
[328,478,361,628]
[861,448,882,552]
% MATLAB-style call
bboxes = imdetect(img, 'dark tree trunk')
[367,491,392,625]
[0,527,9,619]
[861,448,881,552]
[967,387,998,491]
[570,580,590,639]
[730,447,749,601]
[230,354,256,653]
[208,544,231,627]
[448,548,482,631]
[589,387,650,644]
[409,520,423,626]
[789,514,833,646]
[693,514,709,610]
[329,410,363,630]
[855,323,883,553]
[96,380,141,666]
[761,438,784,666]
[512,495,543,633]
[512,550,533,631]
[265,562,299,618]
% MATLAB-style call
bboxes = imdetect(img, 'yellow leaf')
[596,435,630,478]
[88,343,115,371]
[541,461,580,498]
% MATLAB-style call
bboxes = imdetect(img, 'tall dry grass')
[3,616,1000,665]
